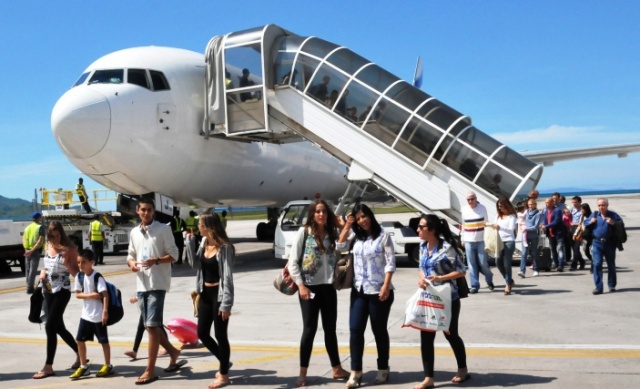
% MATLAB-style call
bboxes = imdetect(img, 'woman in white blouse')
[492,197,518,295]
[337,204,396,387]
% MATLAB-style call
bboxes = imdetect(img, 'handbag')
[274,228,307,295]
[29,286,45,323]
[333,253,354,290]
[456,276,470,298]
[402,282,452,332]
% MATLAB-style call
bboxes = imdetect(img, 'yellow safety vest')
[174,217,184,233]
[90,220,103,241]
[186,216,197,230]
[24,222,42,249]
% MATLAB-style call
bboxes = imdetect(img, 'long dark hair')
[199,212,235,254]
[304,199,337,253]
[581,203,592,217]
[350,203,382,241]
[419,213,458,249]
[496,197,516,217]
[47,220,75,249]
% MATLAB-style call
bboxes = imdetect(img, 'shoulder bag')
[274,228,307,295]
[333,239,355,291]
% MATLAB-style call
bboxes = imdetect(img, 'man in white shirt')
[126,198,185,384]
[460,191,494,293]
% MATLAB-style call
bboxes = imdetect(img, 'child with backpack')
[70,249,113,379]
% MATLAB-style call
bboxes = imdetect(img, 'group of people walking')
[286,200,468,388]
[462,190,626,296]
[29,192,625,387]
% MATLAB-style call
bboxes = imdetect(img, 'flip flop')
[135,375,159,385]
[452,374,471,384]
[33,371,56,379]
[164,359,188,373]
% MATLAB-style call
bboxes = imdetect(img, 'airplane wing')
[522,143,640,166]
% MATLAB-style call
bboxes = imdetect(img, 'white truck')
[0,219,31,273]
[273,200,422,264]
[41,209,134,254]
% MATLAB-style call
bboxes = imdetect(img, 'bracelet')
[156,258,161,265]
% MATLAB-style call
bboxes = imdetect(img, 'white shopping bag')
[402,282,452,332]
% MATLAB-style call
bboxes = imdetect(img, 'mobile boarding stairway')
[202,25,543,222]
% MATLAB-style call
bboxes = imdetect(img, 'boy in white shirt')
[70,249,113,379]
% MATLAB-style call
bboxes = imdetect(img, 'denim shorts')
[137,290,166,327]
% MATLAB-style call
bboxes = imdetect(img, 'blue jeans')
[592,240,617,291]
[137,290,166,327]
[464,241,493,290]
[549,235,566,268]
[520,235,539,273]
[349,287,394,371]
[496,241,515,285]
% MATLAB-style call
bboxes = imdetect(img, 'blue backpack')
[79,272,124,326]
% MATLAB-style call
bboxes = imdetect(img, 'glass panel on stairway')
[300,37,339,60]
[326,47,369,75]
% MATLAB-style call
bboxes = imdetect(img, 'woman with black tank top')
[186,211,235,389]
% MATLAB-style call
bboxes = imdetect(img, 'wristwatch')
[156,258,161,266]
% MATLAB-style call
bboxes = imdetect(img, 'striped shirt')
[461,202,488,243]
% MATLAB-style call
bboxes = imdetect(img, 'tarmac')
[0,194,639,388]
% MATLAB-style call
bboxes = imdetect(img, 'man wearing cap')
[23,212,45,294]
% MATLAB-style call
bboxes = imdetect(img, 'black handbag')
[456,276,470,298]
[29,286,44,323]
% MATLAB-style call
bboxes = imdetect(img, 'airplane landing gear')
[256,207,279,241]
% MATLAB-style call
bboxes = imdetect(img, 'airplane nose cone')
[51,88,111,159]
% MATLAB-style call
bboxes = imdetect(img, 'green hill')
[0,195,34,220]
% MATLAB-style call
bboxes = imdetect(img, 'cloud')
[491,125,640,151]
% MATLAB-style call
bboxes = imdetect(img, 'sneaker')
[96,364,113,377]
[487,282,495,291]
[532,271,539,277]
[517,271,525,278]
[469,288,478,294]
[70,366,90,380]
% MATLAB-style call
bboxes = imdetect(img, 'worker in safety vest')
[186,210,201,245]
[170,208,186,264]
[23,212,45,294]
[75,177,92,213]
[90,214,105,264]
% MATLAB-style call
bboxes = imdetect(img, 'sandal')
[452,374,471,383]
[33,371,56,379]
[295,377,307,387]
[208,378,231,388]
[70,358,90,370]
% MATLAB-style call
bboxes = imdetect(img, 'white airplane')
[51,25,640,239]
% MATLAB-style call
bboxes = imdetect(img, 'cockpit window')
[149,70,170,91]
[89,69,124,84]
[72,72,90,87]
[127,69,149,89]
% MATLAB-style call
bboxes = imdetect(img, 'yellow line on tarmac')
[3,338,638,360]
[0,269,132,295]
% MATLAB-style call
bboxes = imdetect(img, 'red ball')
[528,189,540,199]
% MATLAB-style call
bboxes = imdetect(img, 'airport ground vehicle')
[273,200,421,264]
[0,188,137,273]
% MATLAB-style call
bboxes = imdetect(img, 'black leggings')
[44,289,78,365]
[298,284,341,368]
[420,299,466,377]
[132,315,167,352]
[198,285,231,374]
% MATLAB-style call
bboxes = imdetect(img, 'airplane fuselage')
[52,47,348,207]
